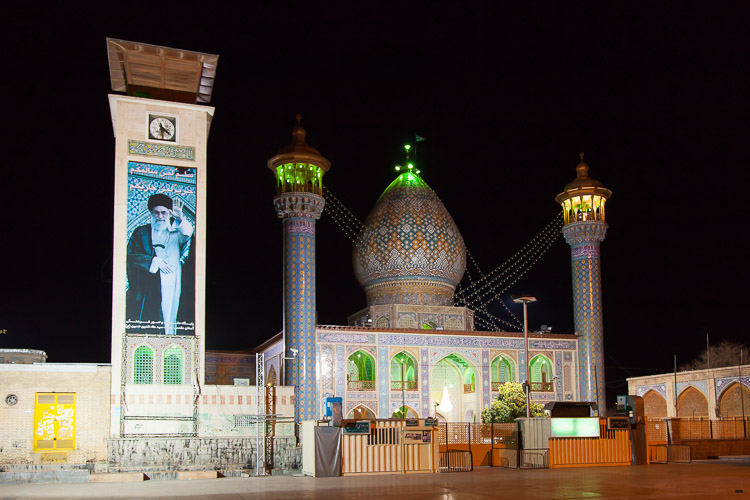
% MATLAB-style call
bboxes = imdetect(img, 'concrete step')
[89,472,148,483]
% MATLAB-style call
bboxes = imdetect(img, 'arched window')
[348,405,376,419]
[445,317,462,330]
[347,350,376,391]
[391,352,418,390]
[529,355,553,392]
[490,355,515,390]
[376,317,390,329]
[267,365,278,386]
[398,315,416,329]
[392,405,418,418]
[163,346,183,385]
[134,346,153,384]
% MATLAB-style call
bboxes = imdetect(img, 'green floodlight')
[404,144,411,151]
[416,170,421,174]
[407,163,414,169]
[395,165,401,171]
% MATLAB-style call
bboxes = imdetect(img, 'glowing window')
[163,346,183,385]
[134,346,153,384]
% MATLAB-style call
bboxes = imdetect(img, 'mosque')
[255,116,612,423]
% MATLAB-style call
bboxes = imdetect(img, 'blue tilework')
[284,217,318,421]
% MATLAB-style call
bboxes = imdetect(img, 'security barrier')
[548,418,631,468]
[439,449,473,472]
[341,419,438,475]
[436,423,518,467]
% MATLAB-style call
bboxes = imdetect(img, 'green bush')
[481,382,546,423]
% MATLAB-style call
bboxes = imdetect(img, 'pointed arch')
[643,389,668,418]
[347,350,376,391]
[529,354,553,392]
[391,351,418,390]
[677,386,708,417]
[267,365,278,386]
[490,355,515,391]
[348,405,376,419]
[376,317,390,329]
[163,345,183,385]
[134,345,153,384]
[392,405,418,419]
[719,381,750,417]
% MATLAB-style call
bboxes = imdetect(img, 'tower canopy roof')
[267,115,331,172]
[555,153,612,204]
[106,38,219,104]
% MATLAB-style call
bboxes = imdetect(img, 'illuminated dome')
[353,172,466,306]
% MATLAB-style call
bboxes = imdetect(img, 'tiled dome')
[353,172,466,306]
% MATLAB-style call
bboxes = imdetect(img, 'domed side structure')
[353,171,466,307]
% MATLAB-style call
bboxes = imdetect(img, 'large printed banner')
[126,162,196,335]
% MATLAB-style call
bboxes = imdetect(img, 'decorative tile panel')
[421,348,429,416]
[377,346,389,417]
[481,349,491,409]
[676,380,708,397]
[636,384,667,399]
[128,140,195,161]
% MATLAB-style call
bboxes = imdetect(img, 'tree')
[679,341,748,372]
[481,382,546,423]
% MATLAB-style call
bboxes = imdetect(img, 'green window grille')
[530,355,552,383]
[491,356,515,385]
[134,346,153,384]
[390,352,417,383]
[163,346,183,385]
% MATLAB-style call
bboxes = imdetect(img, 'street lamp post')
[513,295,537,418]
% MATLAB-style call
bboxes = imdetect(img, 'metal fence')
[650,417,750,440]
[436,423,519,468]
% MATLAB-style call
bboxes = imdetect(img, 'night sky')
[2,4,748,404]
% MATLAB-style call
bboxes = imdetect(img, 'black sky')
[2,3,748,404]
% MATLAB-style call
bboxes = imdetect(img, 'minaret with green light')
[268,115,330,422]
[555,153,612,409]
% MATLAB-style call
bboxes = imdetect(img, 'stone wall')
[108,437,301,473]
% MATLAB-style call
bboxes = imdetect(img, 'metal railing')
[347,380,376,391]
[390,381,418,391]
[439,450,473,472]
[530,382,554,392]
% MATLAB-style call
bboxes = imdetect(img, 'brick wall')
[0,364,111,465]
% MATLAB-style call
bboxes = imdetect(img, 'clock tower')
[106,39,218,437]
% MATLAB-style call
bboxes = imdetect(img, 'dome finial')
[576,151,589,179]
[291,114,306,144]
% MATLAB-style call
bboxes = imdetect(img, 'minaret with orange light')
[268,116,330,422]
[555,154,612,409]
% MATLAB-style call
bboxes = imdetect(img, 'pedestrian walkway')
[0,462,747,499]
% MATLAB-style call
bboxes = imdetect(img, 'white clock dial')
[149,117,176,141]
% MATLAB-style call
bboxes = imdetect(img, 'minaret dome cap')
[267,114,330,173]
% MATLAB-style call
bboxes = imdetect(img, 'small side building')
[627,364,750,420]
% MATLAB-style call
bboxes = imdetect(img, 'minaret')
[268,116,330,422]
[555,153,612,409]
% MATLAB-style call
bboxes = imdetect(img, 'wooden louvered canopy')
[107,38,218,104]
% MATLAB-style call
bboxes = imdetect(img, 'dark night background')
[2,3,748,405]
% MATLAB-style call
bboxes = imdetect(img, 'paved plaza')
[0,462,748,499]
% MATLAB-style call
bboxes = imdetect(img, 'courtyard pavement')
[0,461,748,499]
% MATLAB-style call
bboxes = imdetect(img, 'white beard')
[152,220,169,231]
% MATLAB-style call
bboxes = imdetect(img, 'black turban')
[148,194,173,211]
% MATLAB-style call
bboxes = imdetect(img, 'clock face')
[148,115,177,142]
